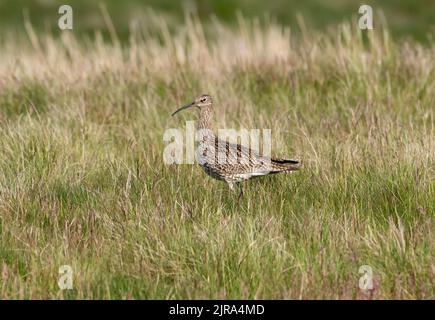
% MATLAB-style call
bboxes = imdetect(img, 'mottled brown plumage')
[172,94,299,190]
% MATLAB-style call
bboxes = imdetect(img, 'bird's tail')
[271,158,300,172]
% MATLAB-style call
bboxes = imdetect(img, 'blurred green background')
[0,0,434,42]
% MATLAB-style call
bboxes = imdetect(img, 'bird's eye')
[200,98,206,103]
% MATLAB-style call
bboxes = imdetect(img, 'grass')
[0,13,434,299]
[1,0,434,42]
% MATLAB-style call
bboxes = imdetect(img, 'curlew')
[171,94,299,191]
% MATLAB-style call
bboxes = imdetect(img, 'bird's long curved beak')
[171,102,194,116]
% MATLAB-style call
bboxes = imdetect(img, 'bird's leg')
[237,183,244,200]
[227,182,234,191]
[227,181,243,200]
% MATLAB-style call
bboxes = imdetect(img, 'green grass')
[0,13,433,299]
[0,0,434,42]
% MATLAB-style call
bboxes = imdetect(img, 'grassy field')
[0,11,434,299]
[1,0,434,42]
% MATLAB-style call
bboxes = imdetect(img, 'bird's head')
[172,94,212,116]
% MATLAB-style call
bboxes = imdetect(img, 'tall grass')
[0,15,433,299]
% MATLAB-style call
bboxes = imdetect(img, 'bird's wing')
[209,137,270,173]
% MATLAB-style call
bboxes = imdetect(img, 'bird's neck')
[197,106,215,142]
[198,106,213,131]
